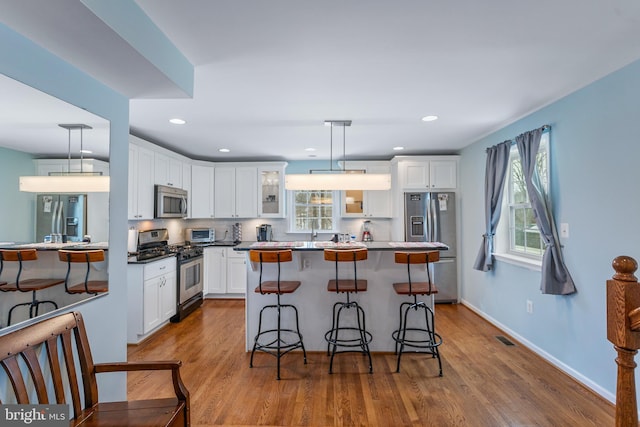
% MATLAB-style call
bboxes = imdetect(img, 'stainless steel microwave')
[185,228,215,244]
[155,185,188,218]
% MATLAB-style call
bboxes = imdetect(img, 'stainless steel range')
[135,228,204,322]
[170,243,204,323]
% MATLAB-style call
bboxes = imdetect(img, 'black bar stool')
[392,251,443,374]
[58,249,109,295]
[249,249,307,380]
[0,249,64,326]
[324,248,372,374]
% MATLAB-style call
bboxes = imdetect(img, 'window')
[289,190,337,232]
[506,132,549,258]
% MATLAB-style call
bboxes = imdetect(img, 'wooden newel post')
[607,255,640,427]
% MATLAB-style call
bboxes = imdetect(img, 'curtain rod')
[486,124,550,152]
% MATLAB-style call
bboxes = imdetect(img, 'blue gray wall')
[459,58,640,401]
[0,148,35,242]
[0,23,130,400]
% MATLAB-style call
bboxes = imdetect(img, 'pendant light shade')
[284,120,391,191]
[19,124,110,193]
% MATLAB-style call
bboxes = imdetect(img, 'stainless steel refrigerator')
[404,192,458,303]
[36,194,87,242]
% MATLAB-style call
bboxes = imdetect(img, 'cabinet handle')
[159,266,166,270]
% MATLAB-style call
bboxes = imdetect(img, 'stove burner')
[170,244,204,262]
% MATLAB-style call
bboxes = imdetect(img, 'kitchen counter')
[0,242,109,251]
[237,240,452,353]
[233,240,449,251]
[127,253,176,264]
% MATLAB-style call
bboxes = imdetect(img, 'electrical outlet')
[560,223,569,238]
[303,259,310,269]
[526,300,533,314]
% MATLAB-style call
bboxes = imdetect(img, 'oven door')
[179,256,204,304]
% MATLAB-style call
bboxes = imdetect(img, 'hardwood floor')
[127,300,615,426]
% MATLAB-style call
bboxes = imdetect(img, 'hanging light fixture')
[285,120,391,190]
[19,124,110,193]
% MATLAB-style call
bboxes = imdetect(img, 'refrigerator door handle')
[51,200,59,235]
[430,198,438,242]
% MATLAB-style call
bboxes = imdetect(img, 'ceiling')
[3,0,640,162]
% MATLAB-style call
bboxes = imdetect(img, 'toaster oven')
[185,228,215,244]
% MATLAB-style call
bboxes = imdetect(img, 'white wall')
[459,58,640,402]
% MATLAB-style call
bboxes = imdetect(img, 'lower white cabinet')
[204,247,247,296]
[127,257,177,343]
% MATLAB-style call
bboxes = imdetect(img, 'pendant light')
[19,124,110,193]
[285,120,391,190]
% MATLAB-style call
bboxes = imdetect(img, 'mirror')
[0,73,110,332]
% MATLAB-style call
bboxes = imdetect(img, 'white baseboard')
[460,299,615,404]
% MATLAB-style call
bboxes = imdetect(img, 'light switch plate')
[560,223,569,238]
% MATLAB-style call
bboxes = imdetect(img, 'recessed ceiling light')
[169,118,186,125]
[393,146,404,151]
[218,148,230,153]
[305,147,316,152]
[422,115,438,122]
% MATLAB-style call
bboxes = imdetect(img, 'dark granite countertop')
[0,242,109,251]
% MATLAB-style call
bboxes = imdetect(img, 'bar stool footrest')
[392,328,443,350]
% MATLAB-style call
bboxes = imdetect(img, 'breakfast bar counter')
[234,241,448,352]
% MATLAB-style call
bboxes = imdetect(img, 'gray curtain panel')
[516,128,576,295]
[473,141,511,271]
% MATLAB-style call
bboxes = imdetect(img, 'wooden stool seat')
[0,249,64,325]
[254,280,301,294]
[391,251,443,375]
[392,281,438,295]
[58,249,108,295]
[328,279,367,293]
[324,248,373,374]
[249,250,307,380]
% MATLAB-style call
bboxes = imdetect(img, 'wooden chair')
[0,249,64,326]
[58,249,109,294]
[249,250,307,380]
[324,248,372,374]
[392,251,443,374]
[0,310,190,426]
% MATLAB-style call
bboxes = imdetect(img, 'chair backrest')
[249,250,293,293]
[0,249,39,289]
[58,249,105,294]
[324,248,368,293]
[394,251,439,294]
[0,311,100,419]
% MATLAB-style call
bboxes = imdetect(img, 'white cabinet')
[226,250,248,294]
[182,162,192,218]
[128,143,155,220]
[341,161,392,218]
[127,256,177,343]
[203,247,246,296]
[154,152,183,188]
[214,166,257,218]
[190,164,215,218]
[398,157,458,190]
[258,163,287,218]
[203,247,226,294]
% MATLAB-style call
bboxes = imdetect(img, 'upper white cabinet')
[190,164,215,218]
[258,163,287,218]
[128,142,155,220]
[154,152,183,189]
[214,166,257,218]
[396,156,458,190]
[340,161,392,218]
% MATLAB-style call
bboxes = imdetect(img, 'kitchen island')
[234,241,448,352]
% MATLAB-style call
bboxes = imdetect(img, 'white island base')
[240,247,438,353]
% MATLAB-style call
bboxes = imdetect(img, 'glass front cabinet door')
[258,163,286,218]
